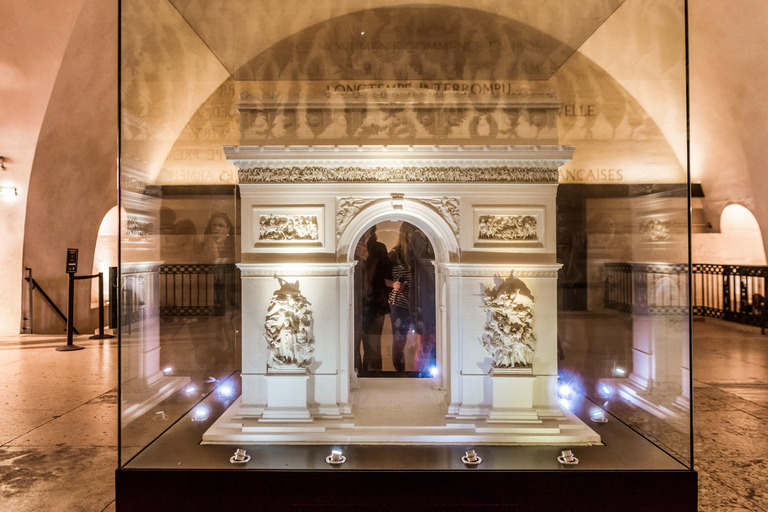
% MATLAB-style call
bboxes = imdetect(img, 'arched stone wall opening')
[340,199,459,390]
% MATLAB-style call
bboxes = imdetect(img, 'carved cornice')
[239,166,558,184]
[231,144,570,183]
[228,144,572,169]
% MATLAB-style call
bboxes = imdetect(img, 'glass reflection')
[354,220,436,377]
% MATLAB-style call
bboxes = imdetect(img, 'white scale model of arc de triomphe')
[203,92,600,445]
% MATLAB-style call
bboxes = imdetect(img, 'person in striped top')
[388,224,415,372]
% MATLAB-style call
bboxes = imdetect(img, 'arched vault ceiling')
[168,0,626,80]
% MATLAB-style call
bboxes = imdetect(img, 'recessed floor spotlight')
[217,383,234,398]
[326,449,346,465]
[558,383,575,400]
[230,449,251,464]
[591,411,608,423]
[462,449,482,465]
[191,406,210,422]
[162,366,173,375]
[558,450,579,465]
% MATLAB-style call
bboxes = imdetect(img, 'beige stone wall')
[0,0,87,333]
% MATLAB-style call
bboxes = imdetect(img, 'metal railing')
[602,262,768,331]
[692,264,767,327]
[159,263,239,316]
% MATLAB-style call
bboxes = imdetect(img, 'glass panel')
[354,221,436,376]
[120,0,691,472]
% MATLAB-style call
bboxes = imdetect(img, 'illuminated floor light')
[598,383,613,397]
[218,383,234,398]
[191,406,210,422]
[162,366,173,375]
[614,367,626,376]
[558,383,575,400]
[591,410,608,423]
[326,449,346,465]
[184,385,197,396]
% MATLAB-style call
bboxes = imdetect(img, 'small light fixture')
[558,450,579,465]
[230,449,251,464]
[0,187,17,197]
[191,405,210,422]
[428,365,440,378]
[462,449,482,465]
[614,367,626,376]
[326,449,346,465]
[591,411,608,423]
[184,385,197,396]
[162,366,173,375]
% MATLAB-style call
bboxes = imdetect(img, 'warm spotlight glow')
[191,406,210,422]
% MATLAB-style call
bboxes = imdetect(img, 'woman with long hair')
[388,223,415,372]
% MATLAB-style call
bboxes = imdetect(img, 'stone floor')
[0,317,767,511]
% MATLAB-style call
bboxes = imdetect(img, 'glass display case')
[116,1,696,510]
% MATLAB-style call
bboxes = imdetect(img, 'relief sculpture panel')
[260,214,319,241]
[265,278,315,370]
[479,215,537,241]
[480,276,537,369]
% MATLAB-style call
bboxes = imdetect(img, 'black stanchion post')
[57,248,84,352]
[90,272,114,340]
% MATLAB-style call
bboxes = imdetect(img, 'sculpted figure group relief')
[265,278,315,370]
[480,276,537,368]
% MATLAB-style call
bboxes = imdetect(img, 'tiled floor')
[1,318,767,511]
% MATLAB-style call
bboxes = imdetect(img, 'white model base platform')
[202,378,601,446]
